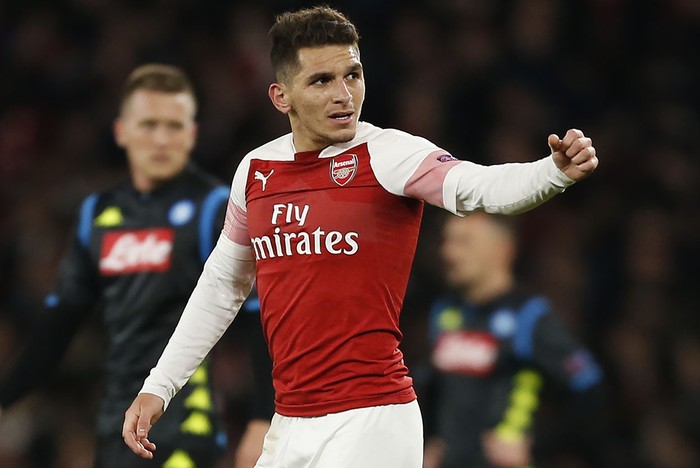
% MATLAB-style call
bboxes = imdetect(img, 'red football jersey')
[140,122,574,416]
[230,122,458,416]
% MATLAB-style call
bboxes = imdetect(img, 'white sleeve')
[368,128,442,197]
[367,127,575,216]
[138,232,255,409]
[231,157,251,213]
[444,156,574,215]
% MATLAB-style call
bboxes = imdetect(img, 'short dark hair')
[119,63,197,114]
[269,6,360,83]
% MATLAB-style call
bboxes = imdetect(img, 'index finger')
[562,129,584,149]
[122,408,154,458]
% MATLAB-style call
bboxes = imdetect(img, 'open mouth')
[329,111,353,121]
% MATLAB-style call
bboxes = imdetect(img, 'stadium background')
[0,0,698,466]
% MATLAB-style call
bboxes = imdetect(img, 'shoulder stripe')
[513,296,550,361]
[199,186,230,262]
[78,193,99,248]
[403,151,460,207]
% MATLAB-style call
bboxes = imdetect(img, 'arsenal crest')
[330,154,358,186]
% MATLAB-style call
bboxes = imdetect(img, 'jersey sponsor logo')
[169,199,196,226]
[251,227,359,259]
[251,202,359,260]
[94,206,123,227]
[254,169,275,191]
[99,228,174,275]
[330,154,358,186]
[432,331,498,376]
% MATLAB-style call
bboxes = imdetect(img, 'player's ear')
[269,83,291,115]
[192,122,198,139]
[113,119,126,148]
[185,122,198,153]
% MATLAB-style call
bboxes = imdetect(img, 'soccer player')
[122,7,599,468]
[422,212,604,468]
[0,64,273,467]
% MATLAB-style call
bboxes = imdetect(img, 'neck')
[132,174,166,193]
[290,131,327,153]
[462,272,514,305]
[132,180,154,193]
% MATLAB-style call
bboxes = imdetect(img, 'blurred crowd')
[0,0,698,467]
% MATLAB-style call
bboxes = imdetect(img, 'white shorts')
[254,400,423,468]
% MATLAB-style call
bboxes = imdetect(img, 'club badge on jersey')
[330,154,358,186]
[169,199,196,226]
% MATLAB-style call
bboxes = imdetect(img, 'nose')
[152,125,170,145]
[332,79,352,104]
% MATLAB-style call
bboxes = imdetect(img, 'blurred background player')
[422,212,605,468]
[0,64,273,468]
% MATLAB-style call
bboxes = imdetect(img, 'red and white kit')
[140,121,573,419]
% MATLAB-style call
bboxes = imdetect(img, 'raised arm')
[444,129,596,215]
[371,127,598,216]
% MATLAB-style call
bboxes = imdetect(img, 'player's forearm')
[445,156,574,215]
[139,234,255,409]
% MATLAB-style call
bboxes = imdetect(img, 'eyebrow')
[305,63,363,84]
[306,72,333,84]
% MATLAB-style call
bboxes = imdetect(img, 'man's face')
[440,214,512,291]
[114,89,197,191]
[275,44,365,152]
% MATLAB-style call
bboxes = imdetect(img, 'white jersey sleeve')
[367,128,443,196]
[231,157,252,215]
[367,127,574,216]
[444,156,574,215]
